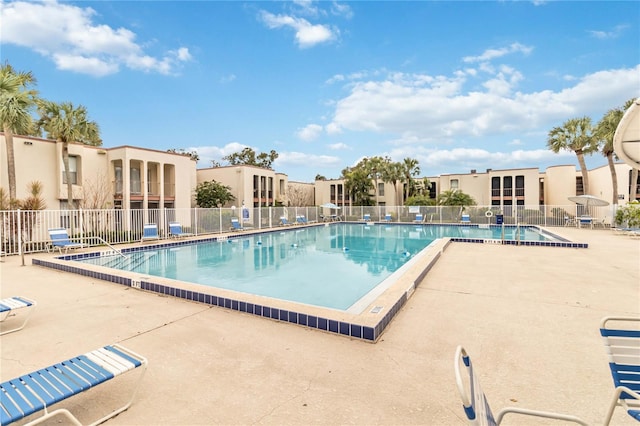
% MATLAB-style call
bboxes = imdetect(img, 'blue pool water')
[75,224,553,311]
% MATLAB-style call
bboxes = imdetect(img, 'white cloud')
[326,65,640,144]
[589,24,629,39]
[462,42,533,63]
[327,142,349,150]
[0,0,191,77]
[331,2,353,19]
[296,124,323,141]
[259,11,337,48]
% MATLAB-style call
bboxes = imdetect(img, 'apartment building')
[197,164,289,208]
[2,133,638,216]
[0,134,197,210]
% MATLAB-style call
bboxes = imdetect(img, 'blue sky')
[2,0,639,182]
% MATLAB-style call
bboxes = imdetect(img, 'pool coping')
[32,223,586,343]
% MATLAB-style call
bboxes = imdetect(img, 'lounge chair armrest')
[603,385,640,425]
[496,407,590,425]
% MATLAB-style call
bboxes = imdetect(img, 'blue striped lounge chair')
[454,346,588,425]
[461,214,471,224]
[231,218,253,231]
[48,228,83,253]
[362,213,371,222]
[0,296,36,336]
[168,222,193,238]
[413,214,423,223]
[384,213,392,222]
[0,344,147,426]
[600,316,640,425]
[279,217,291,226]
[141,223,160,242]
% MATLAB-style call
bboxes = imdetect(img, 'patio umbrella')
[320,202,340,209]
[568,194,609,208]
[568,194,609,217]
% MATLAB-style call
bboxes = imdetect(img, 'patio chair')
[279,217,291,226]
[362,213,371,222]
[384,213,392,222]
[296,215,316,224]
[141,223,160,242]
[0,296,36,336]
[168,222,193,238]
[461,214,471,224]
[578,216,593,229]
[0,344,147,426]
[230,218,253,231]
[48,228,83,253]
[454,346,589,425]
[413,214,423,223]
[599,316,640,424]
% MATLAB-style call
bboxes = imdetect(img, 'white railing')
[0,204,616,256]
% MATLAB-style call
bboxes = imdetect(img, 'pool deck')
[1,227,638,425]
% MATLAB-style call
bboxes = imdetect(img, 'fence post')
[79,208,84,245]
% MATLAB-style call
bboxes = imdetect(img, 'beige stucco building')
[2,133,638,216]
[196,165,289,208]
[1,134,197,211]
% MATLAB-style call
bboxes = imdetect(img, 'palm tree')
[594,99,636,205]
[0,63,37,201]
[547,117,597,195]
[361,156,388,207]
[37,101,101,207]
[382,161,404,206]
[401,158,420,202]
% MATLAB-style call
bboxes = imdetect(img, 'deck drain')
[370,306,383,314]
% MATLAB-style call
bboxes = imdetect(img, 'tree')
[315,174,326,181]
[381,161,404,206]
[37,101,101,208]
[402,158,421,201]
[0,63,38,201]
[287,183,313,206]
[405,195,435,206]
[361,156,389,206]
[342,166,374,206]
[195,180,235,208]
[594,99,635,205]
[167,148,199,161]
[547,117,597,195]
[223,147,278,169]
[436,189,476,206]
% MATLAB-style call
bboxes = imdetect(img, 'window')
[576,177,584,195]
[62,156,78,184]
[130,167,141,194]
[450,179,459,190]
[491,177,500,197]
[515,175,525,196]
[378,182,385,196]
[503,176,512,197]
[114,166,123,194]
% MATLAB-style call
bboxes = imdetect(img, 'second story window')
[378,182,385,196]
[450,179,459,190]
[62,156,78,184]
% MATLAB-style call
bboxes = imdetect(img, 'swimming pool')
[73,224,437,312]
[33,223,581,342]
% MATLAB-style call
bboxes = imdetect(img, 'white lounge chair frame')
[454,346,589,425]
[600,316,640,425]
[0,296,36,336]
[168,222,193,238]
[48,228,83,253]
[140,223,160,242]
[0,344,147,426]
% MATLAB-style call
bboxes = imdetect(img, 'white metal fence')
[0,204,615,256]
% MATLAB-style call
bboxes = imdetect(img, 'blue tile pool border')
[32,225,586,343]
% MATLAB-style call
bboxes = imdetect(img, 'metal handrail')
[86,236,128,259]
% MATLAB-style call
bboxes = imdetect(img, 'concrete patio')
[1,227,638,425]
